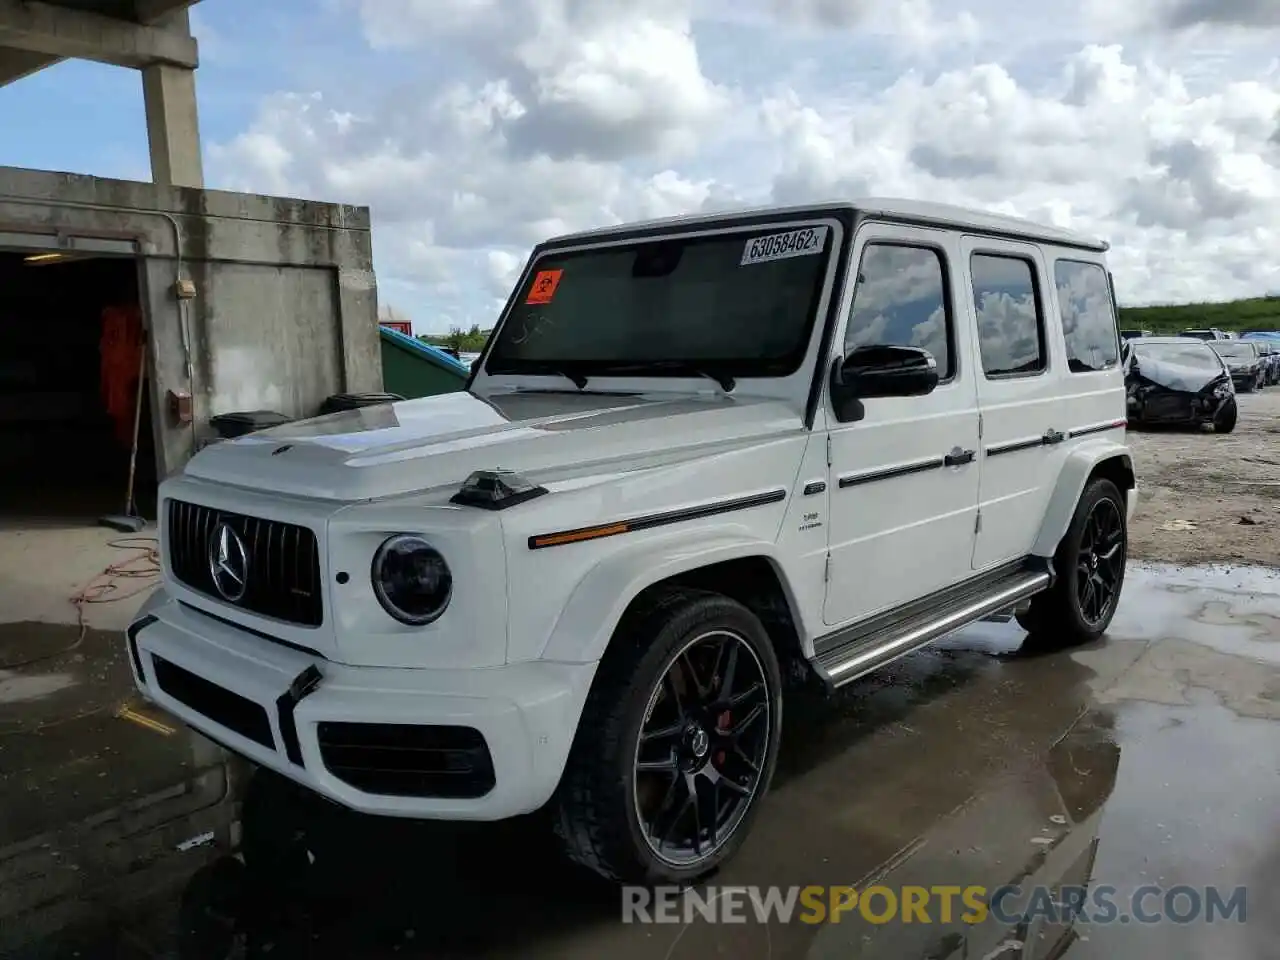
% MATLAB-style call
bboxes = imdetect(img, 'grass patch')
[1119,296,1280,334]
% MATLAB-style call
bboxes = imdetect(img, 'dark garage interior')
[0,250,157,523]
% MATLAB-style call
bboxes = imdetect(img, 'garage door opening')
[0,250,157,525]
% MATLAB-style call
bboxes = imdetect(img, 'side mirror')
[829,344,939,422]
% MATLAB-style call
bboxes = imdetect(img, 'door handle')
[945,447,975,467]
[1042,428,1066,445]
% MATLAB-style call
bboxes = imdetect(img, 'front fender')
[1031,439,1134,557]
[538,530,794,664]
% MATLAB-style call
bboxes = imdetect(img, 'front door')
[823,224,981,628]
[961,236,1063,570]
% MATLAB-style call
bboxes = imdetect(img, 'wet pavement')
[2,561,1277,959]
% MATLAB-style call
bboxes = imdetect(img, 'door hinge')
[978,412,984,440]
[825,434,832,467]
[823,553,831,582]
[975,509,982,534]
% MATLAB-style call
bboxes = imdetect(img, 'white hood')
[182,390,803,501]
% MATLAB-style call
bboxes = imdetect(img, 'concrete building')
[0,0,384,534]
[0,0,386,660]
[1,0,206,187]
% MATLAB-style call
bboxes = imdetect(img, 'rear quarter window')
[1055,260,1119,373]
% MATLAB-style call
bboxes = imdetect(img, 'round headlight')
[371,535,452,625]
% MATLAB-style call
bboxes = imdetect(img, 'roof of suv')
[545,198,1109,253]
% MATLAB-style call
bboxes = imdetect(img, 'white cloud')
[210,1,1280,333]
[357,0,729,162]
[768,0,873,28]
[1086,0,1280,33]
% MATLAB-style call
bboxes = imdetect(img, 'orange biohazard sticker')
[525,269,563,305]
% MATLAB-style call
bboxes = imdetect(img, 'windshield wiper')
[591,361,736,393]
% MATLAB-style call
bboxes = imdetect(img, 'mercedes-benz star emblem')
[208,521,249,602]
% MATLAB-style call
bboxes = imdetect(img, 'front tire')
[553,588,783,884]
[1016,478,1127,648]
[1214,397,1238,433]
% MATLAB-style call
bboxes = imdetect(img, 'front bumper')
[126,588,596,820]
[1127,389,1226,424]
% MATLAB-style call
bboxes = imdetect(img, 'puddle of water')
[3,562,1278,959]
[0,670,76,704]
[1062,693,1280,958]
[0,622,120,672]
[1109,563,1280,666]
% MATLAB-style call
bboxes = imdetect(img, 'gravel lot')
[1128,388,1280,566]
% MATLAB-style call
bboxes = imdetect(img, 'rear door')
[963,237,1064,571]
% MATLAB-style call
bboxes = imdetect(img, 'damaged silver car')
[1124,336,1236,433]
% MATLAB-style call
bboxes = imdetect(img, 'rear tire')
[1016,478,1127,649]
[1214,398,1238,433]
[553,588,783,884]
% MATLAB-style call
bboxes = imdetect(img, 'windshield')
[1210,342,1257,360]
[484,222,836,379]
[1133,342,1222,370]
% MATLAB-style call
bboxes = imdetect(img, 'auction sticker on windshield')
[741,226,828,266]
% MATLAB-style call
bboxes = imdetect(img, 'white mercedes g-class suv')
[127,199,1137,885]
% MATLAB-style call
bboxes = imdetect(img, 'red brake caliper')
[714,710,731,768]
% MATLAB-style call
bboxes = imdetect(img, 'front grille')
[166,499,323,627]
[152,656,275,749]
[316,723,496,799]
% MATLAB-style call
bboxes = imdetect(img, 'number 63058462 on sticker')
[741,226,829,266]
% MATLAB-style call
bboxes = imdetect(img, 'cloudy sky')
[2,0,1278,334]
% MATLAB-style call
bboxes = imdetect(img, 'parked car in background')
[1119,329,1152,340]
[1241,333,1280,385]
[1125,336,1236,432]
[1208,340,1264,393]
[1179,328,1230,340]
[1251,340,1280,385]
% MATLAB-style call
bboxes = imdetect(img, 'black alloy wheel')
[553,588,783,884]
[1075,495,1124,628]
[1016,477,1128,648]
[632,629,772,868]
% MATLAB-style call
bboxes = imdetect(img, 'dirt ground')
[1128,388,1280,566]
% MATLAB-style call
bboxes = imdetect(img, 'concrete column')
[142,62,203,188]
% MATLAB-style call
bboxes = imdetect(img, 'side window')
[971,253,1045,377]
[846,244,953,379]
[1055,259,1120,372]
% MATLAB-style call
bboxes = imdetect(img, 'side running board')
[812,561,1051,691]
